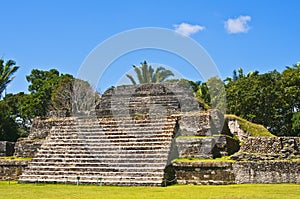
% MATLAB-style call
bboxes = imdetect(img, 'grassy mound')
[225,114,274,137]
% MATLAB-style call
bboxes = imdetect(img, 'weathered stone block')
[176,137,215,159]
[173,160,300,185]
[233,161,300,184]
[0,141,15,156]
[173,161,235,185]
[14,138,44,158]
[0,160,28,180]
[238,137,300,160]
[176,135,239,159]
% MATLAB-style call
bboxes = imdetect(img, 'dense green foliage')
[0,101,19,141]
[0,59,299,140]
[0,68,95,141]
[1,182,299,199]
[126,61,174,84]
[0,59,20,141]
[225,64,300,136]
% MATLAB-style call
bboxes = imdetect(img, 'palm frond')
[0,59,19,98]
[126,74,137,85]
[141,61,148,84]
[133,65,143,84]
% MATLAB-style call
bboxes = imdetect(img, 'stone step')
[22,165,165,172]
[47,135,173,140]
[46,136,172,142]
[27,161,167,168]
[19,177,163,186]
[52,124,176,131]
[57,118,176,124]
[34,153,168,159]
[45,137,172,142]
[22,166,164,176]
[36,149,170,155]
[50,129,175,135]
[49,131,174,136]
[21,113,175,185]
[49,130,174,135]
[21,171,163,176]
[19,174,163,181]
[38,145,170,150]
[77,116,177,121]
[31,157,165,162]
[42,142,172,147]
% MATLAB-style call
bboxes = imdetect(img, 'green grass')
[225,114,275,137]
[0,156,32,161]
[173,156,236,163]
[0,181,299,199]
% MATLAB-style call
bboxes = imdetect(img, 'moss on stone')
[225,114,275,137]
[1,156,32,161]
[172,156,236,163]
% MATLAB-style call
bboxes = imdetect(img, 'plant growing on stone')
[126,61,174,84]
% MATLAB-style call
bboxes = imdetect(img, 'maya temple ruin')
[0,82,299,186]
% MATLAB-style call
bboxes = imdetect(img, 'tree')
[292,112,300,135]
[0,100,19,141]
[206,77,226,112]
[57,77,99,115]
[0,59,19,98]
[4,92,32,134]
[126,61,174,85]
[26,69,61,117]
[225,65,300,136]
[282,63,300,136]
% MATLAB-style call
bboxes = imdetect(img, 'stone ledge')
[173,160,300,184]
[172,161,233,168]
[0,160,29,166]
[0,160,29,180]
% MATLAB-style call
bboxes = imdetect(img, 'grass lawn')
[0,181,299,199]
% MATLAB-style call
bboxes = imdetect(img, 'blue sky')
[1,0,300,94]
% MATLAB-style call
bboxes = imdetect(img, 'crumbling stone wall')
[241,137,299,154]
[28,117,60,139]
[14,117,67,158]
[178,109,228,137]
[96,83,202,117]
[173,161,235,185]
[176,136,240,159]
[231,137,300,161]
[0,160,28,180]
[173,160,300,185]
[233,161,300,184]
[14,139,44,158]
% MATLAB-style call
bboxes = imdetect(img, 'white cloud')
[173,23,205,36]
[224,15,251,34]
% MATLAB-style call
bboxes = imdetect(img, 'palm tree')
[0,59,19,98]
[126,61,174,85]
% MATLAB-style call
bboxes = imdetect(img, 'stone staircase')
[18,83,205,186]
[19,116,177,185]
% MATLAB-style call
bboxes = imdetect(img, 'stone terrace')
[19,116,177,185]
[19,83,201,186]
